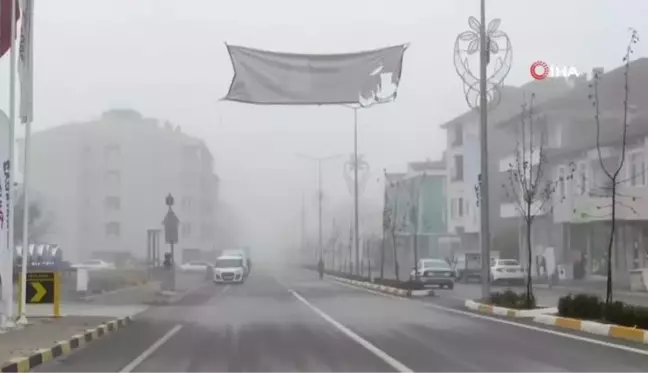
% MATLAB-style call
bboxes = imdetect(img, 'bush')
[86,269,147,293]
[489,290,536,309]
[557,293,648,329]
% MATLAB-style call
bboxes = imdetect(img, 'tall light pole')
[477,0,491,301]
[453,0,512,300]
[297,153,343,266]
[353,108,360,275]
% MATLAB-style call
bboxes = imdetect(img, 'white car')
[490,259,525,284]
[212,255,247,284]
[410,258,455,289]
[180,261,211,272]
[71,259,115,271]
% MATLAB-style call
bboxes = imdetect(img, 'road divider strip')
[1,316,133,373]
[328,275,434,297]
[533,314,648,344]
[464,299,557,318]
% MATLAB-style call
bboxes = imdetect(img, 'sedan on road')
[491,259,525,284]
[71,259,115,271]
[179,261,211,273]
[411,258,455,289]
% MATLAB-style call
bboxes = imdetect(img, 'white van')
[212,255,247,284]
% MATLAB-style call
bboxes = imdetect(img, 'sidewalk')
[0,315,125,371]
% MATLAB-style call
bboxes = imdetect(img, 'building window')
[182,222,192,238]
[183,145,199,162]
[452,124,463,147]
[201,224,213,240]
[450,199,457,219]
[577,162,588,195]
[105,170,121,187]
[453,155,464,181]
[629,151,646,186]
[558,166,566,199]
[182,196,193,211]
[458,197,464,217]
[105,221,120,237]
[104,144,121,162]
[104,196,121,211]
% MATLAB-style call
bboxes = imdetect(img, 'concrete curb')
[0,316,133,372]
[533,314,648,344]
[329,275,434,297]
[81,281,155,301]
[464,299,557,318]
[145,281,209,306]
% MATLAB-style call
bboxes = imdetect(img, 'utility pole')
[353,107,360,275]
[317,160,323,263]
[296,153,343,267]
[301,192,306,262]
[478,0,491,299]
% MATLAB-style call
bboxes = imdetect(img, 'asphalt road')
[36,267,648,372]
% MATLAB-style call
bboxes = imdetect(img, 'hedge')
[488,290,536,309]
[303,265,425,290]
[558,293,648,329]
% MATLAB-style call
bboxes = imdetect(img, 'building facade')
[497,60,648,285]
[18,109,220,263]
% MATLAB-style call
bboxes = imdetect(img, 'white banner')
[0,110,12,323]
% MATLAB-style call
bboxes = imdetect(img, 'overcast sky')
[0,0,645,249]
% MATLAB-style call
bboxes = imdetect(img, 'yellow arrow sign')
[30,282,47,303]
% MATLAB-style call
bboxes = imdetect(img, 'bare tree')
[383,170,404,280]
[13,192,53,244]
[503,93,568,308]
[406,172,427,282]
[589,29,640,307]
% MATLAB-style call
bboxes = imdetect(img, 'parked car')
[490,259,525,284]
[410,258,455,289]
[180,261,211,272]
[71,259,115,271]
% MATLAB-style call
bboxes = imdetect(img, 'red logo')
[530,61,549,80]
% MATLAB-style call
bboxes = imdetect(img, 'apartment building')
[497,59,648,284]
[442,79,577,258]
[18,109,220,262]
[382,159,454,275]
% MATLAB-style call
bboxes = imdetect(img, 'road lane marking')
[330,279,648,356]
[289,289,413,373]
[119,324,183,373]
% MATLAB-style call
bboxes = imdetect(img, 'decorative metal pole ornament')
[454,16,512,110]
[343,153,370,195]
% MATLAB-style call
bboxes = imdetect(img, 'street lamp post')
[297,154,343,268]
[453,0,512,299]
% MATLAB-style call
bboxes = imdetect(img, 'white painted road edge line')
[119,324,183,373]
[331,278,648,356]
[290,289,414,373]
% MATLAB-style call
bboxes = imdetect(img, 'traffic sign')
[163,210,179,244]
[20,272,60,317]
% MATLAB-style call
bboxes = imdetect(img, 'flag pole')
[17,0,33,325]
[4,0,17,327]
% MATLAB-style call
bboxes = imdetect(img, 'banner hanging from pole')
[0,110,11,322]
[0,0,20,58]
[18,0,32,124]
[223,44,408,106]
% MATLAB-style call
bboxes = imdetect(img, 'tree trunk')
[380,237,385,279]
[605,181,617,309]
[413,232,419,282]
[392,232,400,280]
[526,207,534,309]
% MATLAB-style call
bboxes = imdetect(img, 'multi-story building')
[497,59,648,285]
[18,109,220,262]
[382,159,454,276]
[442,79,577,258]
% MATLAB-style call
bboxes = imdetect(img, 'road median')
[464,299,556,317]
[328,274,434,297]
[534,314,648,344]
[0,316,134,372]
